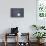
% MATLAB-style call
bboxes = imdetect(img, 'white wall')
[0,0,36,42]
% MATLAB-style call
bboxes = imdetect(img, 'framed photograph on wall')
[11,8,24,17]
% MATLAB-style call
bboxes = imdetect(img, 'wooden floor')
[0,42,46,46]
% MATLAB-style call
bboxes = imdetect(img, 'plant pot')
[37,39,45,44]
[40,38,45,43]
[37,39,40,43]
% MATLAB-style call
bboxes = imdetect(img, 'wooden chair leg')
[17,34,18,46]
[4,33,7,46]
[15,33,18,46]
[4,41,7,46]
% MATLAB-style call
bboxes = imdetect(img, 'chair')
[18,33,30,46]
[4,27,19,46]
[4,33,18,46]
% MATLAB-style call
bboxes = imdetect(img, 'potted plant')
[32,24,45,30]
[32,25,39,30]
[40,26,45,29]
[33,32,46,43]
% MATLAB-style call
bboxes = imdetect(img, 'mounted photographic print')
[11,8,24,17]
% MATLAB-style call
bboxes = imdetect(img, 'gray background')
[0,0,36,42]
